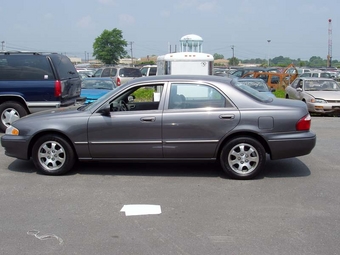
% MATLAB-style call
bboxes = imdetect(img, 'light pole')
[231,45,235,66]
[267,40,271,66]
[1,41,5,51]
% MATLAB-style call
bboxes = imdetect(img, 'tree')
[93,29,128,65]
[213,53,224,60]
[228,57,239,66]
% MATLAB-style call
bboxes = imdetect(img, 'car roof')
[298,77,334,81]
[124,74,233,85]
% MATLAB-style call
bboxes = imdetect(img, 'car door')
[162,82,240,158]
[87,83,165,159]
[288,78,304,100]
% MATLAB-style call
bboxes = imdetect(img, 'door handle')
[219,114,235,119]
[140,117,156,122]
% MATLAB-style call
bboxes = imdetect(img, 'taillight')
[116,77,121,86]
[296,114,311,131]
[55,80,62,97]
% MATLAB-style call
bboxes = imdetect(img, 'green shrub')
[274,89,286,98]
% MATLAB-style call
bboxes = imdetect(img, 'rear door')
[162,82,240,158]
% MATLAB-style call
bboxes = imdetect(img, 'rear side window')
[0,55,54,81]
[149,67,157,76]
[119,68,142,77]
[50,54,78,80]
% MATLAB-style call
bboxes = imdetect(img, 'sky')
[1,0,340,62]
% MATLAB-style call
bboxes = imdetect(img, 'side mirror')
[97,104,111,116]
[128,95,135,102]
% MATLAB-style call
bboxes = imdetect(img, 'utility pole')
[231,45,234,66]
[327,19,332,67]
[267,40,271,66]
[1,41,5,51]
[84,51,87,62]
[130,41,134,67]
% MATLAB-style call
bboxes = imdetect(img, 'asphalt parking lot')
[0,116,339,255]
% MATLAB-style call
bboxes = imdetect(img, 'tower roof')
[180,34,203,41]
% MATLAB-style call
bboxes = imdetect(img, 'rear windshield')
[49,54,79,80]
[119,68,142,77]
[0,54,54,81]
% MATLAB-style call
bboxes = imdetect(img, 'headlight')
[5,126,19,135]
[311,98,327,103]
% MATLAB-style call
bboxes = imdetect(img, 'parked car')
[1,75,316,179]
[229,67,267,78]
[92,66,142,86]
[285,77,340,115]
[232,78,276,98]
[140,65,157,76]
[300,71,332,78]
[80,77,117,104]
[0,51,82,132]
[242,64,298,90]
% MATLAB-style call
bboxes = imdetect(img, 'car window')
[0,55,54,81]
[140,67,148,76]
[119,68,142,77]
[233,83,273,102]
[101,68,111,77]
[52,55,79,80]
[168,83,229,109]
[149,67,157,76]
[110,68,117,76]
[93,69,103,77]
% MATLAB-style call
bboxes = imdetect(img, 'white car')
[285,77,340,115]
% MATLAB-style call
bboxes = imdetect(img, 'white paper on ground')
[120,204,162,216]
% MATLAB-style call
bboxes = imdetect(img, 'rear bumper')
[1,135,31,160]
[264,131,316,160]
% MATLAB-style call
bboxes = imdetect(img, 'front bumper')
[1,135,31,160]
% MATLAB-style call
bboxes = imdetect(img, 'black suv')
[0,52,81,132]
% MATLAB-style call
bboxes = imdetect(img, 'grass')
[273,89,286,98]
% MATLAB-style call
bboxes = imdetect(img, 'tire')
[0,101,28,132]
[32,134,76,175]
[220,137,266,180]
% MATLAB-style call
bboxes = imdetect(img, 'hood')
[305,91,340,100]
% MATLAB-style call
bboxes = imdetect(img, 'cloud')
[160,10,171,17]
[119,14,135,25]
[76,16,95,29]
[43,13,53,19]
[197,1,216,11]
[177,0,217,11]
[97,0,116,5]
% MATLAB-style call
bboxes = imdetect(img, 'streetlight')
[267,40,271,66]
[231,45,235,66]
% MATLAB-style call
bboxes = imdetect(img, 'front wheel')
[0,101,28,132]
[220,137,266,180]
[32,134,76,175]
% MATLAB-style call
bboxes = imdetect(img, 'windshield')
[236,80,269,92]
[304,80,340,91]
[233,83,273,102]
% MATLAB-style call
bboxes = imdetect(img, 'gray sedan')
[285,77,340,114]
[1,75,316,180]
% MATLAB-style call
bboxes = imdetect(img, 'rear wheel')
[220,137,266,180]
[32,134,76,175]
[0,101,28,132]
